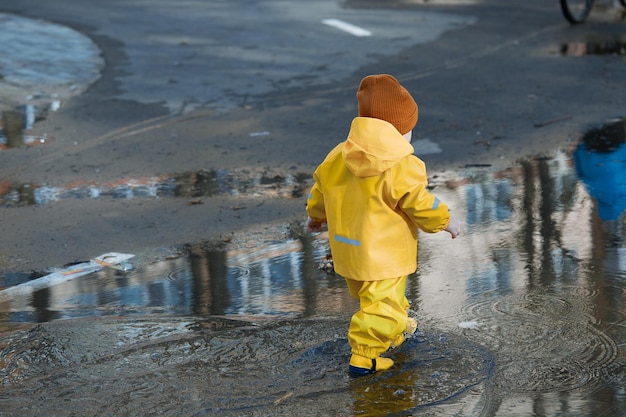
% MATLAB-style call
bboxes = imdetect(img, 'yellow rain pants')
[345,275,410,359]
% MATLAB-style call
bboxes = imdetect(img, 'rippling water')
[1,146,625,416]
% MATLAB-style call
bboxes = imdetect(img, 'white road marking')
[321,18,372,37]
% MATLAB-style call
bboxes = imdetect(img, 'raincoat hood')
[343,117,415,177]
[306,115,451,281]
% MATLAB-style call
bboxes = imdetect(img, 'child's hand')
[446,217,461,239]
[306,217,325,233]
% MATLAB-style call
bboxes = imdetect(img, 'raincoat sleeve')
[306,174,327,222]
[387,156,450,233]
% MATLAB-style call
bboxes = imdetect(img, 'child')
[306,74,461,376]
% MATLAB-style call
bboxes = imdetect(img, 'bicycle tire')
[560,0,594,24]
[620,0,626,8]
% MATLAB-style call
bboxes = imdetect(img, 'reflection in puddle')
[1,129,626,414]
[0,106,53,149]
[561,38,626,56]
[1,110,24,149]
[574,119,626,221]
[0,133,53,149]
[0,238,349,322]
[413,146,625,414]
[0,170,310,207]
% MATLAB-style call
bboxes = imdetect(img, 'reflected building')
[415,145,625,415]
[0,236,355,322]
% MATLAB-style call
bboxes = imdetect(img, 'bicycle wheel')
[620,0,626,8]
[560,0,594,24]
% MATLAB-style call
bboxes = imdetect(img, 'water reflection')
[1,110,24,148]
[1,143,626,414]
[574,119,626,222]
[0,238,352,323]
[0,169,309,207]
[414,148,625,414]
[0,107,52,150]
[561,39,626,57]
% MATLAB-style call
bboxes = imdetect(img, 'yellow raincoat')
[306,117,451,282]
[307,116,452,361]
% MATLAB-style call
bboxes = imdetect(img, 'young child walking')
[306,74,461,376]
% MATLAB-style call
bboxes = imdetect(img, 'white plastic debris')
[0,252,135,301]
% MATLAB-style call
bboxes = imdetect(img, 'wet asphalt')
[1,2,626,416]
[0,0,625,272]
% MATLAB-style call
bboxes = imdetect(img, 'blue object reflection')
[573,120,626,221]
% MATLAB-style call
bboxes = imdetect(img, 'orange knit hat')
[356,74,418,135]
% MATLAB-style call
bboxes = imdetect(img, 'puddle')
[561,38,626,56]
[0,133,52,149]
[1,122,626,415]
[574,118,626,221]
[0,169,310,207]
[0,106,54,150]
[0,239,340,322]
